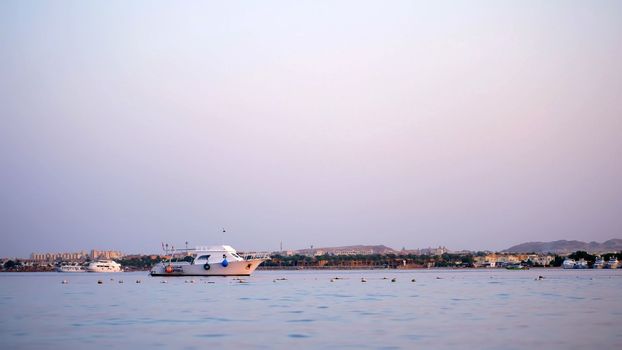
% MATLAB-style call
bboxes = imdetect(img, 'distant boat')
[57,263,86,273]
[574,259,589,269]
[593,257,605,269]
[481,261,496,268]
[506,263,528,270]
[150,245,268,277]
[605,257,619,269]
[87,260,122,273]
[562,258,576,269]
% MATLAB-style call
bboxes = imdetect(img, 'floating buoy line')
[59,275,423,286]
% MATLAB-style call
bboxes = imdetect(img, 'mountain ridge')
[503,239,622,254]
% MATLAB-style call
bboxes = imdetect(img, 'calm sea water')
[0,269,620,349]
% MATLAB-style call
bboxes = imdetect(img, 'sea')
[0,269,620,349]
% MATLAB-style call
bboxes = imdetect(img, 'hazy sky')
[1,1,621,257]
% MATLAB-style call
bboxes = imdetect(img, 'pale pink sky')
[1,1,621,257]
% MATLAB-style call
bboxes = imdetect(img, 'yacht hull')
[150,259,265,277]
[87,260,123,272]
[57,268,86,273]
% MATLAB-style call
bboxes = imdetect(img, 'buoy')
[165,265,173,273]
[135,280,141,284]
[118,280,124,284]
[61,280,68,284]
[97,280,103,284]
[221,258,229,267]
[161,280,167,284]
[361,278,367,283]
[411,278,416,282]
[330,279,335,282]
[391,278,396,282]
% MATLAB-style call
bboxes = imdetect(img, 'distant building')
[331,248,374,256]
[495,254,521,264]
[529,255,554,266]
[295,246,386,256]
[474,254,499,267]
[414,246,448,256]
[90,250,124,260]
[30,249,125,262]
[473,253,555,267]
[30,251,89,262]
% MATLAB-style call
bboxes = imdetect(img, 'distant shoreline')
[0,266,568,273]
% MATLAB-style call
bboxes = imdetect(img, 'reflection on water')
[1,269,621,349]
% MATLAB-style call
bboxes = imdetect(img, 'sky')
[1,0,621,257]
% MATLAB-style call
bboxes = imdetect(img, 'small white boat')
[150,245,268,277]
[605,257,619,269]
[87,260,123,273]
[57,263,86,273]
[574,259,589,269]
[562,258,576,269]
[505,263,528,270]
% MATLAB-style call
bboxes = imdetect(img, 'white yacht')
[57,263,86,273]
[87,260,123,272]
[605,257,619,269]
[562,258,576,269]
[593,257,605,269]
[574,259,589,269]
[150,245,268,277]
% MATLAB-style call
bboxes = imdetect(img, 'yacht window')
[196,255,211,261]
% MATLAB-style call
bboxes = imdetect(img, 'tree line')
[2,251,621,271]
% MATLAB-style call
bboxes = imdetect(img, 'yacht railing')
[238,251,272,261]
[159,243,272,261]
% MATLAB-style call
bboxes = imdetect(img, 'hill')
[503,239,622,254]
